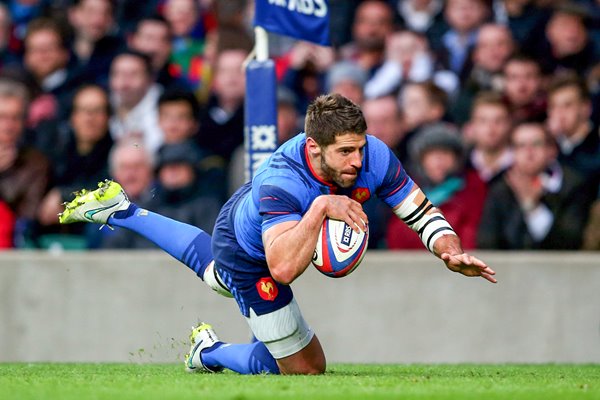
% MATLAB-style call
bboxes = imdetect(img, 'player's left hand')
[441,253,497,283]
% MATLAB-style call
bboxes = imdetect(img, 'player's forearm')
[266,197,327,284]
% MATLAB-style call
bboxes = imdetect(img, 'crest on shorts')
[256,277,278,301]
[351,187,371,203]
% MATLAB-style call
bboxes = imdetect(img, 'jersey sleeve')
[258,184,303,233]
[375,147,414,208]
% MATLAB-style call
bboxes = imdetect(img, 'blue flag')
[254,0,330,46]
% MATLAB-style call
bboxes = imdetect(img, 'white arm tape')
[393,191,456,252]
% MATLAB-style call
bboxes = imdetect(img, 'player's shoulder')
[252,134,312,192]
[364,134,394,168]
[365,134,393,155]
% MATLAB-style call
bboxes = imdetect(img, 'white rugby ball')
[312,218,369,278]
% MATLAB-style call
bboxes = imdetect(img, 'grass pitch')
[1,363,598,400]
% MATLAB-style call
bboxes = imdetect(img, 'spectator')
[466,91,513,184]
[0,78,50,246]
[427,0,491,80]
[36,84,114,231]
[362,95,404,149]
[149,142,222,231]
[108,140,154,202]
[275,87,301,145]
[451,23,515,124]
[101,142,222,249]
[364,29,458,99]
[98,141,156,248]
[339,0,394,75]
[501,53,546,123]
[387,123,487,250]
[162,0,212,91]
[546,73,600,187]
[282,41,335,113]
[326,61,367,106]
[396,80,448,164]
[533,3,599,76]
[127,14,184,91]
[477,122,595,249]
[362,95,405,248]
[493,0,548,48]
[22,17,74,124]
[109,50,163,154]
[68,0,123,86]
[158,89,200,144]
[395,0,443,34]
[196,48,247,164]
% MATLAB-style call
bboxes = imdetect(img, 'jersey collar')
[302,141,337,193]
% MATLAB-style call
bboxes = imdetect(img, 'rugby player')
[60,93,496,375]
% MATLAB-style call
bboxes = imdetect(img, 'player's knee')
[280,358,326,375]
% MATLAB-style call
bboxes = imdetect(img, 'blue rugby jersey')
[233,133,414,261]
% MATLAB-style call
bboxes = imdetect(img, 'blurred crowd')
[0,0,598,251]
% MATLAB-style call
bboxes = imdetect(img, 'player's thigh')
[245,297,326,375]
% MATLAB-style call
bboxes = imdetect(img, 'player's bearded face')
[320,147,362,188]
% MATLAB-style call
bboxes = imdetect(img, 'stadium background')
[0,0,599,364]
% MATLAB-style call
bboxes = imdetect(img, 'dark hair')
[510,121,556,147]
[405,80,448,110]
[158,89,201,121]
[113,49,153,77]
[504,53,541,72]
[547,72,591,101]
[471,91,509,115]
[71,84,111,116]
[70,0,116,10]
[305,93,367,146]
[25,17,70,49]
[132,14,172,39]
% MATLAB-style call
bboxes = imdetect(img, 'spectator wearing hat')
[387,122,487,249]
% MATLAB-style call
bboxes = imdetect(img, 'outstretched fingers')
[441,253,497,284]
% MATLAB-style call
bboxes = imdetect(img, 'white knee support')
[203,261,233,298]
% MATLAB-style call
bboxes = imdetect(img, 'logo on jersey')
[351,188,371,203]
[256,277,278,301]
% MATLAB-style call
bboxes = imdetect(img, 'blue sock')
[108,205,213,278]
[201,341,280,375]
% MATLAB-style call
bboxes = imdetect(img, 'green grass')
[1,364,598,400]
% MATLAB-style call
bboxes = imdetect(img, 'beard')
[320,152,359,188]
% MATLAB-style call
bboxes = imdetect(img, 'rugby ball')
[312,218,369,278]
